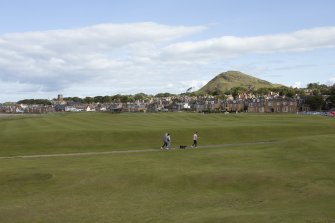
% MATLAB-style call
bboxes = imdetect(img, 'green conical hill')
[198,71,283,94]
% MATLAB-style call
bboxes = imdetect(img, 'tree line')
[62,93,176,104]
[16,83,335,111]
[304,83,335,111]
[17,99,52,105]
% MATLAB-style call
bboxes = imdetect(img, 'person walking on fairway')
[192,131,198,148]
[161,133,168,150]
[166,133,171,149]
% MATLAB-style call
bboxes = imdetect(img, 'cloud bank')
[1,22,335,101]
[161,27,335,60]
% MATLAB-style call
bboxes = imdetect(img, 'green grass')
[0,112,334,156]
[0,113,334,222]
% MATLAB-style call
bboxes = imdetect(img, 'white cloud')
[326,77,335,86]
[0,80,53,102]
[292,82,302,88]
[0,22,206,100]
[161,26,335,61]
[1,23,335,101]
[180,80,207,92]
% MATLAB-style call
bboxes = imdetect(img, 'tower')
[57,94,63,104]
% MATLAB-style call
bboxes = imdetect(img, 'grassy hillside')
[0,113,334,222]
[198,70,282,94]
[0,112,334,156]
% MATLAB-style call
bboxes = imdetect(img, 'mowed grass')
[0,113,334,222]
[0,112,334,156]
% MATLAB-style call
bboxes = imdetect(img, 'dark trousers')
[193,140,197,147]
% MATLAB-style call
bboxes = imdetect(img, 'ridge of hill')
[198,71,283,94]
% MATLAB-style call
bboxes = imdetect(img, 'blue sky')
[0,0,335,101]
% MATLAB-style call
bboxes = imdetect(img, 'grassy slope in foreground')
[0,134,334,222]
[0,112,334,156]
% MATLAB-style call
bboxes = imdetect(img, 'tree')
[305,95,325,111]
[134,93,148,101]
[83,97,94,104]
[119,95,134,103]
[307,83,320,89]
[307,83,330,95]
[69,97,84,103]
[211,87,224,96]
[111,94,122,102]
[127,95,135,103]
[272,87,296,98]
[326,85,335,109]
[255,88,271,96]
[93,96,104,103]
[155,93,175,97]
[17,99,51,105]
[294,88,306,97]
[230,87,247,99]
[102,96,112,103]
[217,94,227,100]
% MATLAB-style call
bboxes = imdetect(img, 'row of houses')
[0,96,304,114]
[0,104,54,114]
[189,98,300,113]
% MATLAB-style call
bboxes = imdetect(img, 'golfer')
[166,133,171,149]
[192,131,198,148]
[161,133,169,150]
